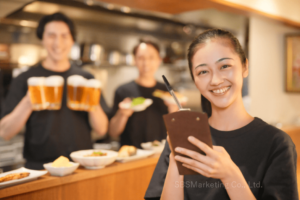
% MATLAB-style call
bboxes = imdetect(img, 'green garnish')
[131,97,146,106]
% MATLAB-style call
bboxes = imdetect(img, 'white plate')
[0,167,47,189]
[141,144,164,154]
[116,149,155,163]
[120,99,153,112]
[141,140,166,154]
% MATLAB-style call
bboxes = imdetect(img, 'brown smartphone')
[163,111,213,175]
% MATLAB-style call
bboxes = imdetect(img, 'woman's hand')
[174,136,240,182]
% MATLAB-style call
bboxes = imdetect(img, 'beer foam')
[67,75,86,86]
[27,77,45,86]
[45,76,64,86]
[85,79,102,88]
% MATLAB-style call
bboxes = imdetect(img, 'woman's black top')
[111,81,169,148]
[145,117,298,200]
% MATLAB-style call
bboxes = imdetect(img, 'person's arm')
[109,98,134,138]
[161,136,184,200]
[0,92,32,140]
[174,136,256,200]
[259,134,298,200]
[88,104,108,136]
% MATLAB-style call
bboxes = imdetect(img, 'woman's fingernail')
[175,147,181,152]
[188,136,194,141]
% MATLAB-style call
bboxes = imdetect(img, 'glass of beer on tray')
[81,79,102,111]
[44,76,64,110]
[27,77,47,110]
[67,75,86,110]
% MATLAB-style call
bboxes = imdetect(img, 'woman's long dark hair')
[187,29,247,117]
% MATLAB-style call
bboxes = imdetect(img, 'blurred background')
[0,0,300,171]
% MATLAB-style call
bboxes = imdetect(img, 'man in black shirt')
[0,13,108,169]
[109,40,178,148]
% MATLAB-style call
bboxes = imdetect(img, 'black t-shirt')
[145,117,298,200]
[111,81,169,148]
[1,63,110,170]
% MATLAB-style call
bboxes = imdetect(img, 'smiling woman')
[188,29,247,118]
[145,29,298,200]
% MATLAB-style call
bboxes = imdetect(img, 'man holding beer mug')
[0,13,108,169]
[109,40,178,148]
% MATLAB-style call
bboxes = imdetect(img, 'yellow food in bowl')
[52,156,73,167]
[84,151,107,157]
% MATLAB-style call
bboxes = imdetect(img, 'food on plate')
[85,151,107,157]
[118,145,137,158]
[152,140,161,146]
[52,156,73,167]
[119,97,153,112]
[152,89,187,103]
[0,172,30,183]
[131,97,146,106]
[141,139,166,152]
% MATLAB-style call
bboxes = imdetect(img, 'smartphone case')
[163,111,213,175]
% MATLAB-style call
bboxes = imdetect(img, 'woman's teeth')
[211,86,231,94]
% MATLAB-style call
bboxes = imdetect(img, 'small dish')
[116,149,155,163]
[141,139,166,154]
[43,162,79,177]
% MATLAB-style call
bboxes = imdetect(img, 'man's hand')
[118,98,134,117]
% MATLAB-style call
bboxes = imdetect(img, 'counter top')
[0,154,160,200]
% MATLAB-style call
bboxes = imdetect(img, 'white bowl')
[43,162,79,177]
[70,149,118,169]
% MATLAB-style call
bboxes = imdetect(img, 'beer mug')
[67,75,86,110]
[81,79,102,111]
[27,77,47,110]
[44,76,64,110]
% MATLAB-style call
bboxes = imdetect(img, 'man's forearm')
[0,95,32,140]
[88,105,108,136]
[109,110,129,138]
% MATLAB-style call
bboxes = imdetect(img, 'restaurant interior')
[0,0,300,199]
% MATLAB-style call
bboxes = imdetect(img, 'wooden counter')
[0,154,160,200]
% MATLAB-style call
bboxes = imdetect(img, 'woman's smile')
[210,86,231,95]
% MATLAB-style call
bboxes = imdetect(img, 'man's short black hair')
[36,12,76,41]
[133,39,160,56]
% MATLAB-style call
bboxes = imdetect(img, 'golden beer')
[27,77,46,110]
[81,79,102,111]
[44,76,64,110]
[67,75,87,110]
